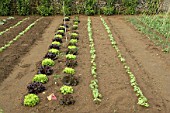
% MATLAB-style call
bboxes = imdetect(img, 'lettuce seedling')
[27,82,46,94]
[60,85,73,95]
[52,41,61,46]
[69,39,78,45]
[24,94,40,107]
[42,58,55,66]
[72,25,78,30]
[54,34,63,39]
[71,33,78,39]
[48,49,60,55]
[33,74,48,83]
[66,54,76,60]
[63,67,75,75]
[74,21,79,25]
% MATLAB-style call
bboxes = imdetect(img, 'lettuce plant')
[69,39,78,45]
[63,67,75,75]
[48,49,60,55]
[42,58,55,66]
[60,85,73,95]
[71,33,79,39]
[72,25,78,30]
[52,41,61,46]
[74,21,79,25]
[54,34,63,39]
[27,82,46,94]
[66,54,76,60]
[33,74,48,83]
[24,94,40,107]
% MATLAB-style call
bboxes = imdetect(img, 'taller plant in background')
[17,0,30,16]
[102,0,115,15]
[84,0,97,15]
[37,0,54,16]
[145,0,160,14]
[60,0,73,16]
[0,0,11,16]
[122,0,138,15]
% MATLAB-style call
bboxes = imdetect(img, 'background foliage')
[0,0,164,16]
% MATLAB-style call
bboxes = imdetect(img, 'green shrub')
[0,0,11,16]
[17,0,30,16]
[60,85,74,95]
[102,6,114,15]
[33,74,48,83]
[24,94,40,107]
[37,0,54,16]
[42,58,55,66]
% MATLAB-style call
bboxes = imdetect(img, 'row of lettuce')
[0,17,40,53]
[23,16,80,107]
[100,16,149,107]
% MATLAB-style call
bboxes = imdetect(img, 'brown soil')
[0,17,52,83]
[0,16,25,32]
[0,16,39,47]
[0,15,170,113]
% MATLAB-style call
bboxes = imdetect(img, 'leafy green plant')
[48,49,60,55]
[69,39,78,45]
[71,33,78,39]
[122,0,138,15]
[33,74,48,83]
[63,67,75,75]
[66,54,76,60]
[17,0,30,15]
[24,94,40,107]
[52,41,61,46]
[102,6,114,15]
[60,85,74,95]
[84,0,97,15]
[54,34,63,39]
[42,58,55,66]
[68,46,78,54]
[72,25,78,30]
[0,17,29,36]
[37,0,54,16]
[87,17,102,103]
[74,21,78,25]
[0,18,41,53]
[100,16,149,107]
[0,0,11,16]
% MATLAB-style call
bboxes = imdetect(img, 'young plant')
[72,25,78,30]
[56,30,65,36]
[100,16,149,107]
[59,94,75,105]
[27,82,46,94]
[87,17,102,103]
[37,65,53,75]
[48,49,60,55]
[24,94,40,107]
[58,26,65,30]
[71,33,79,40]
[74,21,79,25]
[66,54,76,60]
[52,41,61,46]
[60,85,74,95]
[67,45,78,54]
[63,67,75,75]
[69,39,78,45]
[42,58,55,66]
[33,74,48,83]
[53,34,63,43]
